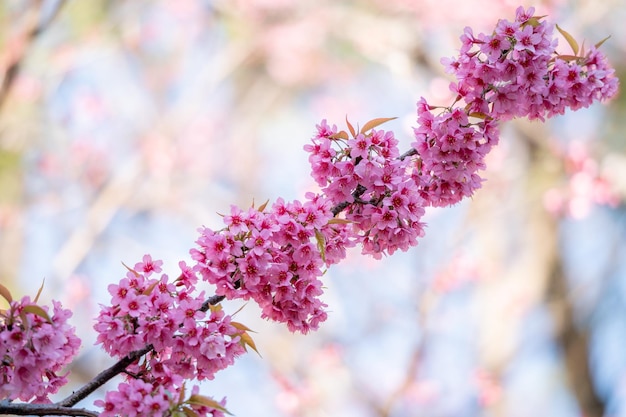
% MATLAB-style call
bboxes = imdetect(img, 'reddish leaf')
[121,262,140,278]
[187,395,233,415]
[142,280,159,296]
[239,331,261,356]
[360,117,397,134]
[468,112,490,120]
[346,116,356,138]
[257,199,270,212]
[327,218,353,224]
[330,130,349,140]
[230,321,255,333]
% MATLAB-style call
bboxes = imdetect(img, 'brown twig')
[0,401,98,417]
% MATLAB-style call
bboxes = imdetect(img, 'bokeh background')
[1,0,625,416]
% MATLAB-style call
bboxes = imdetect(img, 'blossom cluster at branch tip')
[441,6,618,121]
[0,295,80,402]
[93,255,247,416]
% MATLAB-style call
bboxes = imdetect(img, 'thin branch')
[57,345,152,408]
[0,400,98,417]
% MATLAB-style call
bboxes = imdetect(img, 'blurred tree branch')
[547,257,606,417]
[0,0,66,110]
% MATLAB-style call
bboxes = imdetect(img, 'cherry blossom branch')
[0,400,98,417]
[56,345,153,408]
[54,289,231,411]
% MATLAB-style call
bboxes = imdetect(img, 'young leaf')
[257,199,270,212]
[595,35,611,49]
[0,283,13,304]
[360,117,397,134]
[330,130,349,140]
[346,116,356,138]
[22,305,53,323]
[468,112,490,120]
[142,280,159,296]
[187,395,233,415]
[178,382,187,404]
[524,15,547,28]
[239,331,261,356]
[121,262,141,278]
[181,407,200,417]
[34,278,46,303]
[327,218,353,224]
[556,24,579,56]
[230,321,255,333]
[230,302,248,317]
[315,229,326,264]
[555,54,580,62]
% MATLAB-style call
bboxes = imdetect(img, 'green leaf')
[34,279,45,303]
[556,24,579,56]
[595,35,611,49]
[360,117,397,134]
[315,229,326,263]
[346,116,356,138]
[22,305,52,323]
[187,395,233,415]
[0,283,13,304]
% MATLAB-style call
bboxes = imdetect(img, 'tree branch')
[0,0,66,110]
[56,345,152,408]
[0,400,98,417]
[56,289,228,409]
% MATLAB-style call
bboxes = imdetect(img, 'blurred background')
[0,0,625,416]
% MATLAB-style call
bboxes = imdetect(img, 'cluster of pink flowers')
[93,255,246,415]
[0,296,80,402]
[95,379,176,417]
[192,194,353,333]
[414,7,618,207]
[411,99,500,206]
[306,121,426,257]
[94,377,228,417]
[441,6,618,121]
